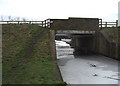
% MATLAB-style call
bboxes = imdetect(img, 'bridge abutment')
[94,31,119,60]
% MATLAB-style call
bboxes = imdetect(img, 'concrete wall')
[49,30,64,81]
[71,31,119,60]
[95,31,119,60]
[50,17,99,30]
[118,44,120,60]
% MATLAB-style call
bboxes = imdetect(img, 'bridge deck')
[56,30,95,34]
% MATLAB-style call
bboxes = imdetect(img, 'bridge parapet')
[50,17,99,30]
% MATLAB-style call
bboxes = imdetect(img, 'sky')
[118,1,120,26]
[0,0,120,21]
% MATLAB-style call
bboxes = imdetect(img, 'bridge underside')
[72,34,95,55]
[55,31,95,55]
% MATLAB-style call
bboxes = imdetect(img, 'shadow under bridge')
[71,31,95,55]
[55,30,96,55]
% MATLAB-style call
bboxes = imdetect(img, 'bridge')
[0,17,119,60]
[49,17,119,60]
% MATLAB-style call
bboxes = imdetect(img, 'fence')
[99,19,118,29]
[0,19,118,29]
[0,19,51,28]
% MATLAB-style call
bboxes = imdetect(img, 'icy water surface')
[55,40,120,84]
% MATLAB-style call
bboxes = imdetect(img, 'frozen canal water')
[55,40,120,84]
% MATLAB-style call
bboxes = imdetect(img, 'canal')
[55,39,120,84]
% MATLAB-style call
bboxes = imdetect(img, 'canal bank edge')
[2,24,66,84]
[50,30,66,83]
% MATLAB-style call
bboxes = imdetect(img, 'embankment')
[2,24,64,84]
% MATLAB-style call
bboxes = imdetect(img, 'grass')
[2,24,64,84]
[3,24,44,76]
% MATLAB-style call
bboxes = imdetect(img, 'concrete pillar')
[71,36,80,54]
[49,30,64,81]
[75,38,81,54]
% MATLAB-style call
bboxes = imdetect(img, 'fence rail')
[99,19,118,29]
[0,19,51,28]
[0,19,118,29]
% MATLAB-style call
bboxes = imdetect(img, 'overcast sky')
[0,0,120,21]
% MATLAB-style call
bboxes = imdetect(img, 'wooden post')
[100,19,102,29]
[46,19,48,28]
[116,20,118,27]
[105,22,107,27]
[29,21,31,24]
[99,19,102,29]
[47,19,50,28]
[42,21,43,27]
[44,20,46,28]
[18,21,20,24]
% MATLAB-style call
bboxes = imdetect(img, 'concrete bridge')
[50,17,99,30]
[49,17,119,60]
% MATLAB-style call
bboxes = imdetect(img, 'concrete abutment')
[71,31,119,60]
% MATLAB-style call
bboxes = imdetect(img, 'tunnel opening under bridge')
[72,34,95,55]
[55,30,96,55]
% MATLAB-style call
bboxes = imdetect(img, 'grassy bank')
[2,24,64,84]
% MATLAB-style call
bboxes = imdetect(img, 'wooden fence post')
[18,21,20,24]
[105,22,107,27]
[100,19,102,29]
[29,21,31,24]
[47,19,50,28]
[116,20,118,27]
[44,20,46,28]
[42,21,43,27]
